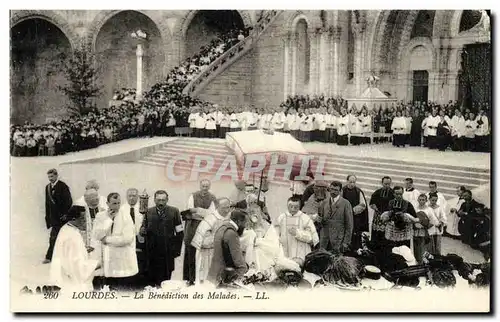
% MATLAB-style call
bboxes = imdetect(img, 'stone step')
[145,149,487,188]
[140,138,488,201]
[171,139,490,178]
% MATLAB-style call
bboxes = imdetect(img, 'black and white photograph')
[8,7,492,313]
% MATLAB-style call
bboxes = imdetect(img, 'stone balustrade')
[182,10,282,97]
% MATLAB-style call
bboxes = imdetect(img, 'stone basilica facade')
[10,10,491,124]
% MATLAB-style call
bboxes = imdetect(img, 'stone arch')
[173,10,252,61]
[450,10,464,37]
[91,10,167,107]
[432,10,454,39]
[397,11,429,69]
[86,10,172,50]
[285,10,320,36]
[173,10,252,45]
[379,11,410,73]
[10,10,78,49]
[11,17,73,124]
[285,11,314,95]
[367,10,395,73]
[398,37,437,71]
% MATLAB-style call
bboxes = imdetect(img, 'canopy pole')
[257,169,264,202]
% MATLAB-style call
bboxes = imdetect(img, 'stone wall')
[250,12,287,109]
[196,51,254,109]
[10,19,72,124]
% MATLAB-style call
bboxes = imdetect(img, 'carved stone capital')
[351,10,366,36]
[330,26,342,42]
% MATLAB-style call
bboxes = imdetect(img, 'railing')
[182,10,282,97]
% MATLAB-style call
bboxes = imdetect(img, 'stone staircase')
[138,138,490,200]
[182,10,282,97]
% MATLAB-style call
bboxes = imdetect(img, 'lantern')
[139,189,149,214]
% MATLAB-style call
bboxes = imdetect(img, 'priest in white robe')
[275,196,319,261]
[191,198,232,284]
[49,205,100,292]
[240,204,284,274]
[403,178,421,209]
[391,111,407,147]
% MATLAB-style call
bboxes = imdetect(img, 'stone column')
[309,30,321,95]
[330,27,342,96]
[318,30,330,95]
[352,18,366,97]
[291,32,297,96]
[283,36,290,100]
[446,71,460,102]
[136,44,144,100]
[428,70,440,103]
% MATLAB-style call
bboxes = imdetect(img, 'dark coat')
[143,206,184,281]
[317,196,354,253]
[45,180,73,229]
[207,221,248,285]
[342,186,369,233]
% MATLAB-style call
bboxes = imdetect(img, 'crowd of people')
[11,93,491,156]
[45,168,490,292]
[10,26,252,157]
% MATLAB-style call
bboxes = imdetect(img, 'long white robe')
[475,115,489,136]
[361,115,372,134]
[447,198,465,236]
[426,115,441,136]
[391,116,406,134]
[451,116,466,137]
[272,112,286,130]
[337,115,350,136]
[275,211,319,261]
[465,119,478,138]
[49,224,99,292]
[191,211,226,283]
[240,224,284,273]
[403,188,421,210]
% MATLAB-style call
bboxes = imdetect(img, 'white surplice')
[275,210,319,261]
[49,224,99,291]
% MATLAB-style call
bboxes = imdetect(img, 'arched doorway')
[184,10,245,59]
[94,10,164,108]
[409,45,432,103]
[10,18,71,124]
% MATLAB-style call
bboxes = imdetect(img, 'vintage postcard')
[9,9,491,312]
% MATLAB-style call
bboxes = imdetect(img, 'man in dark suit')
[44,168,73,264]
[207,210,248,286]
[141,190,184,287]
[342,175,368,251]
[458,190,486,247]
[317,181,353,254]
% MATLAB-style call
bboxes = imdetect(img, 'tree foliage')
[58,45,101,115]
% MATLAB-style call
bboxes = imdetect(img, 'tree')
[58,45,101,115]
